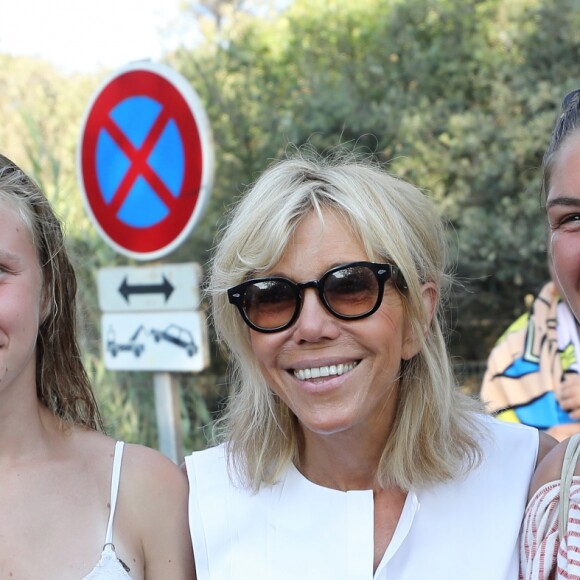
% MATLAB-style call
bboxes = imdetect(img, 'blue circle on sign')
[95,95,185,228]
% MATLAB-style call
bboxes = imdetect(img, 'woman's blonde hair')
[210,150,483,491]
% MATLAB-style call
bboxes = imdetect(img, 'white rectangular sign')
[101,311,210,372]
[98,262,202,312]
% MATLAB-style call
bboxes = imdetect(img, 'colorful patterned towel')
[480,281,580,429]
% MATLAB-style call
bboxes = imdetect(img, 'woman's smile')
[292,360,359,381]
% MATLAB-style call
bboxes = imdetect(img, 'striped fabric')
[520,477,580,579]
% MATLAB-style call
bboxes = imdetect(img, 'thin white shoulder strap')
[559,433,580,542]
[104,441,125,545]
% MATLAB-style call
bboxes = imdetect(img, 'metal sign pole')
[153,372,183,464]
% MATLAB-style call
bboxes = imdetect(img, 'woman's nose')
[291,288,340,342]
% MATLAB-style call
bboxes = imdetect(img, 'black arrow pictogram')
[119,276,174,303]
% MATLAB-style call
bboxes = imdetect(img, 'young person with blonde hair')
[0,154,194,579]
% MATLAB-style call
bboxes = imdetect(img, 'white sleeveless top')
[186,415,538,579]
[82,441,132,580]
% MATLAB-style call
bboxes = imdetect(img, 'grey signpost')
[78,61,214,463]
[97,263,210,462]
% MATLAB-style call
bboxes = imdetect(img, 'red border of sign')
[77,62,214,260]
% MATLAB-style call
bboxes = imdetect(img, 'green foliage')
[2,0,579,449]
[172,0,578,361]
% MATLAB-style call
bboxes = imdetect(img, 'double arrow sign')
[119,275,174,303]
[98,263,201,312]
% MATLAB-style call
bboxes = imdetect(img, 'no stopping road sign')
[77,61,214,260]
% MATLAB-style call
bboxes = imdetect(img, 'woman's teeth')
[293,361,359,380]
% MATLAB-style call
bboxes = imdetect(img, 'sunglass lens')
[323,266,380,317]
[244,279,296,330]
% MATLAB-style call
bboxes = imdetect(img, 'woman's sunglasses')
[227,261,407,333]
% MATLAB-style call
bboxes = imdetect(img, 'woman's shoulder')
[64,430,194,576]
[184,443,229,483]
[121,442,189,499]
[114,443,194,572]
[476,413,540,447]
[70,430,189,506]
[186,442,226,462]
[529,435,580,499]
[475,416,557,472]
[71,428,186,479]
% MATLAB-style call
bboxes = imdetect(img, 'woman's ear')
[39,277,52,325]
[420,281,438,326]
[401,281,438,360]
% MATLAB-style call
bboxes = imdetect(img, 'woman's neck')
[0,395,59,462]
[297,423,391,491]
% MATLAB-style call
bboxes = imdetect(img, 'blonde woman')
[186,151,554,579]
